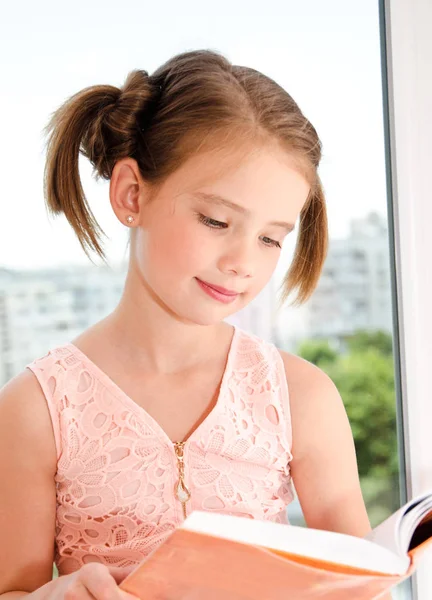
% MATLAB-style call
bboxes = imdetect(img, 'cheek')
[144,218,207,275]
[252,249,282,288]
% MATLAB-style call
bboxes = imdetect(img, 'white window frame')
[383,0,432,597]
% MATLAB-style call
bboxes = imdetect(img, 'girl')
[0,49,378,599]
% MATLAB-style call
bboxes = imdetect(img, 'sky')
[0,0,387,271]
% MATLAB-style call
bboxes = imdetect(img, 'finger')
[108,565,135,584]
[79,563,127,599]
[72,580,98,599]
[119,591,141,600]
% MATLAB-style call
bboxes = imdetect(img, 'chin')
[180,304,242,327]
[158,285,245,326]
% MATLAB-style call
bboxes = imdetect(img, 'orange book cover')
[119,492,432,600]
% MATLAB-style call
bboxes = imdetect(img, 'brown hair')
[44,49,327,306]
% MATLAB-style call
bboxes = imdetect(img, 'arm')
[0,370,58,596]
[0,371,140,600]
[279,351,394,599]
[281,351,371,536]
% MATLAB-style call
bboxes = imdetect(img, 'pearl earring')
[126,215,134,225]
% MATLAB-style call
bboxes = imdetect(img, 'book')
[119,490,432,599]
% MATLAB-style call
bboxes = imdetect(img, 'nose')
[217,238,255,278]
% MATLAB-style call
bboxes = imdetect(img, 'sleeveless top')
[26,325,295,576]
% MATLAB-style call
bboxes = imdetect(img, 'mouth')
[195,278,240,303]
[196,278,239,296]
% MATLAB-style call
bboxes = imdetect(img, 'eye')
[197,213,282,249]
[197,214,228,228]
[261,237,282,249]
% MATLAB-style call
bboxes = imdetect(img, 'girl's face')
[133,144,310,325]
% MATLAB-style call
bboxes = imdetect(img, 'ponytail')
[43,71,152,261]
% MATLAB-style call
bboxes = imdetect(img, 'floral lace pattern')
[26,326,294,576]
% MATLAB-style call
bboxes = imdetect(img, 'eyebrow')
[192,192,295,233]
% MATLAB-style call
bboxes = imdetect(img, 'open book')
[119,490,432,600]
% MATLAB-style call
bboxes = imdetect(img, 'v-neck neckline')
[64,325,239,448]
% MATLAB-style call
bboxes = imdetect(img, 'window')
[380,1,432,597]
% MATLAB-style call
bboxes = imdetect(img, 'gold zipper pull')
[173,441,191,519]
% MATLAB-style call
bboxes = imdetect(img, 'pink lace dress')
[26,325,294,576]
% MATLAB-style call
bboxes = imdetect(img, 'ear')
[109,158,148,226]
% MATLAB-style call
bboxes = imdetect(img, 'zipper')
[173,441,191,519]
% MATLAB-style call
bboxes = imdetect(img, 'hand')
[53,563,139,600]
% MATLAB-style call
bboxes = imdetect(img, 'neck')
[98,269,232,375]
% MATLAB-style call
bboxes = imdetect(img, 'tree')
[345,329,393,356]
[323,349,398,480]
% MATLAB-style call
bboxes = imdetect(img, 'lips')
[196,278,239,296]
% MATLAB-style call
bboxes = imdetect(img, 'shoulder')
[275,348,349,457]
[276,347,339,400]
[238,331,341,420]
[0,370,58,592]
[0,368,57,474]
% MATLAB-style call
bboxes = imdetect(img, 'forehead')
[165,143,311,217]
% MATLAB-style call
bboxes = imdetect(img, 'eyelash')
[197,213,282,249]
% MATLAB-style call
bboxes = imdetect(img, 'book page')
[365,491,432,556]
[182,511,410,575]
[365,506,406,556]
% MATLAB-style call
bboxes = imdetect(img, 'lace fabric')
[26,325,294,576]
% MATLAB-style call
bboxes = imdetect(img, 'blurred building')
[308,212,392,341]
[279,212,393,352]
[0,264,126,385]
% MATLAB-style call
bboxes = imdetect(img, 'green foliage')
[296,339,338,367]
[296,330,400,521]
[345,329,394,356]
